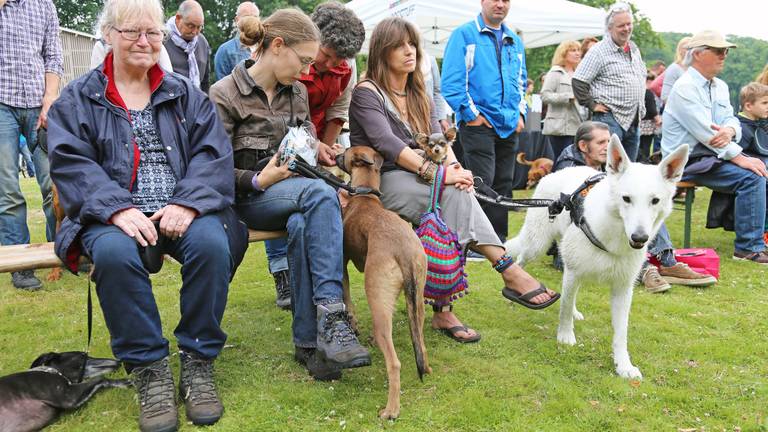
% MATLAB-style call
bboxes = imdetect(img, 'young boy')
[737,82,768,243]
[737,82,768,162]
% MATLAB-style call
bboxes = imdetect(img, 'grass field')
[1,177,766,431]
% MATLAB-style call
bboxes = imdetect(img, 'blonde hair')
[756,63,768,85]
[740,82,768,109]
[367,17,431,136]
[98,0,165,38]
[239,9,319,53]
[551,40,581,67]
[675,36,692,64]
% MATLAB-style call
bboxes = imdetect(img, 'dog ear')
[658,144,689,183]
[443,127,457,142]
[606,134,629,175]
[414,133,429,147]
[372,151,384,170]
[30,352,58,368]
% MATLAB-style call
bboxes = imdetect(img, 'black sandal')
[432,304,481,343]
[494,253,560,310]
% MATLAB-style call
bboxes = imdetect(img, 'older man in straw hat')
[662,30,768,265]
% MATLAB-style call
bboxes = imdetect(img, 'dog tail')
[516,152,533,166]
[402,265,428,381]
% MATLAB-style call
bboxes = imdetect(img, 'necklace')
[392,89,407,97]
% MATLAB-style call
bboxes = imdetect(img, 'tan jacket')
[541,65,583,136]
[209,59,313,191]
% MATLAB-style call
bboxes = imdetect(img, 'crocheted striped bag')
[415,165,468,306]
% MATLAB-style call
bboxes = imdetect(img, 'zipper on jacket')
[488,31,505,103]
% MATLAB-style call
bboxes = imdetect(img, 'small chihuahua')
[414,128,457,164]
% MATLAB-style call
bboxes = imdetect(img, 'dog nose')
[630,233,648,244]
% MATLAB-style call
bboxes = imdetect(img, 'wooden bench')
[676,181,697,249]
[0,229,286,274]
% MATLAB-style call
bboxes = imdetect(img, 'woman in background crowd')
[541,40,583,160]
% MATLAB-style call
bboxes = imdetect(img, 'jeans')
[0,103,55,244]
[80,214,233,364]
[546,135,574,162]
[235,177,344,348]
[265,238,288,273]
[686,162,767,253]
[647,223,676,266]
[19,140,36,177]
[459,123,518,241]
[592,112,641,162]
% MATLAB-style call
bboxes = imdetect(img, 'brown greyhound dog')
[336,146,431,420]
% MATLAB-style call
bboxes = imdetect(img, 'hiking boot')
[294,346,342,381]
[131,357,178,432]
[273,270,291,310]
[658,263,717,287]
[641,266,671,293]
[11,270,42,291]
[316,303,371,369]
[733,250,768,265]
[179,351,223,426]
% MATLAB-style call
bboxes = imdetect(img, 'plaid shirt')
[0,0,63,108]
[573,37,646,130]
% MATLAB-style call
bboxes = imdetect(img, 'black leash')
[286,157,381,197]
[86,275,93,353]
[472,178,554,210]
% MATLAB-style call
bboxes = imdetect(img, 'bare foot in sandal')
[431,311,481,343]
[501,264,558,305]
[473,245,559,308]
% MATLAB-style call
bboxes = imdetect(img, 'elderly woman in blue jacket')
[46,1,246,431]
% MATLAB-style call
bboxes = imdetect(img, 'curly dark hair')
[311,2,365,59]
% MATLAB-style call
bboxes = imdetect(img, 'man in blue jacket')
[442,0,527,247]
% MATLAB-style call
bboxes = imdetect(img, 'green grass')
[1,177,766,431]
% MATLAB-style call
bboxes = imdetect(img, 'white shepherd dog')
[505,136,689,379]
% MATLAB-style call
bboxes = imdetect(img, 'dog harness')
[547,173,609,252]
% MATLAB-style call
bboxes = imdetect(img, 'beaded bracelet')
[419,161,437,183]
[492,253,515,273]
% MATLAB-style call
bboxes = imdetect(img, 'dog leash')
[286,157,382,197]
[472,178,555,210]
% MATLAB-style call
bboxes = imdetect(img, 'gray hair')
[605,2,631,30]
[98,0,165,37]
[311,2,365,59]
[236,2,259,18]
[178,0,203,19]
[683,46,707,67]
[575,121,611,146]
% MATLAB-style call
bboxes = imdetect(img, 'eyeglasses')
[287,45,315,67]
[113,28,165,43]
[608,2,631,13]
[706,47,729,56]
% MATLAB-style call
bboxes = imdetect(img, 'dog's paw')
[573,309,584,321]
[616,365,643,379]
[557,330,577,345]
[379,406,400,420]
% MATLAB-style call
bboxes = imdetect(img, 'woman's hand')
[257,154,293,190]
[110,208,158,247]
[444,163,474,193]
[149,204,198,241]
[317,141,338,166]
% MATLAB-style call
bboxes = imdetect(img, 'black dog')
[0,352,131,432]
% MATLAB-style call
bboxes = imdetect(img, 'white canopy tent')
[346,0,607,58]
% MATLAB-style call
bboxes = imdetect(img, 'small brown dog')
[46,183,67,281]
[336,146,431,420]
[414,127,457,164]
[516,152,554,189]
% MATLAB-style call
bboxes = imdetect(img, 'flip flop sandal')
[502,284,560,310]
[435,325,482,343]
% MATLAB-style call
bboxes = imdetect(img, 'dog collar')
[349,186,382,197]
[29,366,73,384]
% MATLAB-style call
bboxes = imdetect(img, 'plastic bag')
[278,123,318,167]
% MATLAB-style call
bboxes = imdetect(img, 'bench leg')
[683,187,695,249]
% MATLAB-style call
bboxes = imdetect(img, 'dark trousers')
[459,123,518,241]
[546,135,574,162]
[81,214,233,364]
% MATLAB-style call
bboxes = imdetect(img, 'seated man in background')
[555,121,716,292]
[663,30,768,264]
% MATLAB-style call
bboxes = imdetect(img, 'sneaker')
[294,346,342,381]
[273,270,291,310]
[179,351,223,426]
[733,250,768,265]
[11,270,42,291]
[466,250,485,262]
[131,357,178,432]
[641,266,671,293]
[658,263,717,287]
[316,303,371,369]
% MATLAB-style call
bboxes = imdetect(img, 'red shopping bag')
[648,248,720,279]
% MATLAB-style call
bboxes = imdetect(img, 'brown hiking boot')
[733,250,768,265]
[641,266,671,293]
[179,351,223,426]
[658,263,717,287]
[131,357,178,432]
